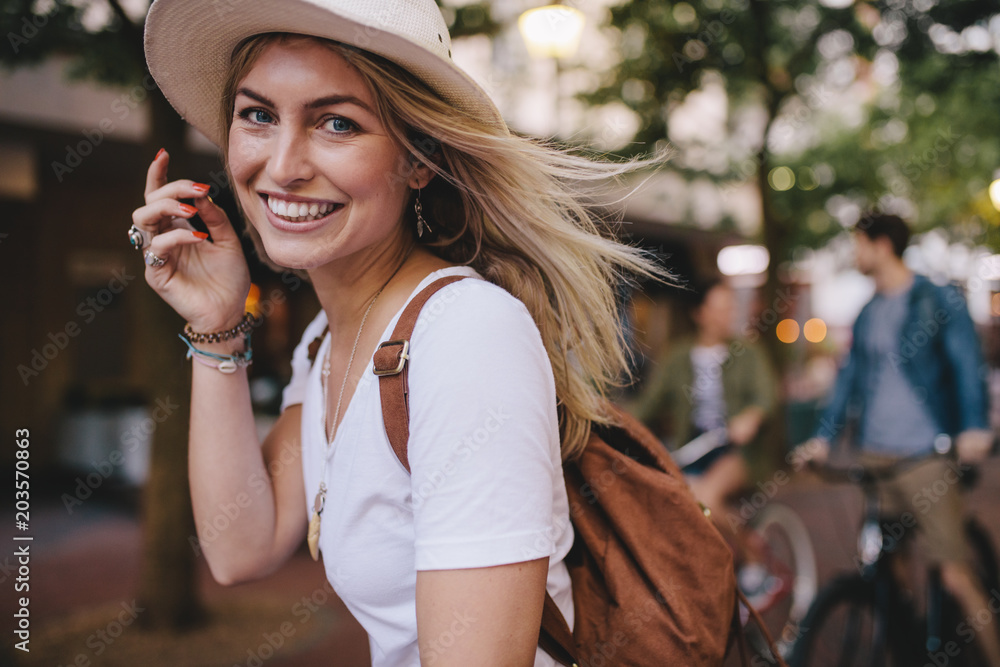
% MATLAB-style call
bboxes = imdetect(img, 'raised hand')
[131,149,251,332]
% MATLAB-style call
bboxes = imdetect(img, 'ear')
[407,153,437,190]
[407,158,436,190]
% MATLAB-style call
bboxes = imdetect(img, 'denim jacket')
[814,274,989,446]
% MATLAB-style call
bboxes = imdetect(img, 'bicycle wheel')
[744,502,818,661]
[788,574,908,667]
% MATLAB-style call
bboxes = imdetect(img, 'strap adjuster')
[373,339,409,376]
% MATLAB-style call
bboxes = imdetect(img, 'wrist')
[185,312,257,344]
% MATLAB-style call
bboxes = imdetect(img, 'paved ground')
[7,457,1000,666]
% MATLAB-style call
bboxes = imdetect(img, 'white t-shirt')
[281,266,574,667]
[689,344,729,433]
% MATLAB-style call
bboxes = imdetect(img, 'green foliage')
[588,0,1000,254]
[0,0,146,86]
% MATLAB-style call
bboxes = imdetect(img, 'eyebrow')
[236,87,375,114]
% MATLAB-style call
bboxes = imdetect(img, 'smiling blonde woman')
[134,1,663,665]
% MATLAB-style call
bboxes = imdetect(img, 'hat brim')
[144,0,506,147]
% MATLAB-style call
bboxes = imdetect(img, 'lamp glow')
[990,179,1000,212]
[717,245,770,276]
[518,5,586,59]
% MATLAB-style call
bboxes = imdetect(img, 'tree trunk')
[135,89,205,630]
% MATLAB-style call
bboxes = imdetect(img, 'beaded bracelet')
[184,312,258,344]
[178,332,253,374]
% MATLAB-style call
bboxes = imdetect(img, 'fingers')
[145,148,169,199]
[142,228,210,273]
[192,191,235,234]
[133,197,203,235]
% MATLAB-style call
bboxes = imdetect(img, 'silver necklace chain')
[321,291,381,446]
[306,245,415,561]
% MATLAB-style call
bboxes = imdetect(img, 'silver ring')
[128,225,152,251]
[144,250,166,267]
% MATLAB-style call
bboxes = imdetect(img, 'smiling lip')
[258,193,343,231]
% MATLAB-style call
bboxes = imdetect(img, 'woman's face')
[228,37,422,270]
[694,284,735,338]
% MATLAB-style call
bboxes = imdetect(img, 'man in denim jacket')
[801,212,1000,663]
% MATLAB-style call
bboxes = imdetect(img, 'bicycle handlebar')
[669,428,728,469]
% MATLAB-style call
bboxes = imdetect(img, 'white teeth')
[266,196,338,222]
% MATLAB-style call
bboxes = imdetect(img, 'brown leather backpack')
[362,275,781,666]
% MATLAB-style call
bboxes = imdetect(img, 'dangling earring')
[415,189,432,238]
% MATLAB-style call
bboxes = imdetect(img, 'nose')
[266,125,314,186]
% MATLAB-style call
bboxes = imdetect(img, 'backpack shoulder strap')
[372,274,468,473]
[373,274,580,665]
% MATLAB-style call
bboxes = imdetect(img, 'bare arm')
[134,150,306,584]
[188,370,306,584]
[416,558,549,666]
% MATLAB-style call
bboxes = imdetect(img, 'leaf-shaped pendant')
[307,483,326,561]
[307,509,322,561]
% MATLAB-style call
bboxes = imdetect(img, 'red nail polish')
[192,183,210,194]
[155,148,166,160]
[192,231,209,240]
[179,203,198,215]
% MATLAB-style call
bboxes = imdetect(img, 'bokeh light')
[803,318,828,343]
[518,5,586,59]
[768,166,795,191]
[776,319,800,343]
[717,245,770,276]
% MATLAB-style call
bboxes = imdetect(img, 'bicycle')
[670,431,818,663]
[787,446,1000,667]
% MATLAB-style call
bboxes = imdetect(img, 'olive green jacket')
[632,338,778,451]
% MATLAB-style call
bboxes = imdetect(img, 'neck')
[309,234,415,338]
[696,331,726,347]
[873,258,912,294]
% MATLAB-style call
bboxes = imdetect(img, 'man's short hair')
[854,212,910,258]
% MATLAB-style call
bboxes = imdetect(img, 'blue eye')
[237,107,274,125]
[326,117,356,134]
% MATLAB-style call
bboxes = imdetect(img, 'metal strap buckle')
[373,339,409,376]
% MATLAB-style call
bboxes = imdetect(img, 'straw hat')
[143,0,506,146]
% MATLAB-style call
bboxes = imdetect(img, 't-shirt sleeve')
[280,310,328,413]
[406,280,564,571]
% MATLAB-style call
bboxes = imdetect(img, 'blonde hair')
[221,34,668,459]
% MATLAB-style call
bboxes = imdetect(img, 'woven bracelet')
[178,332,253,374]
[184,312,257,344]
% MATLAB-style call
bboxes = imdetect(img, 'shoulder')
[280,309,329,412]
[911,275,967,314]
[412,276,539,349]
[663,339,694,365]
[406,276,554,396]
